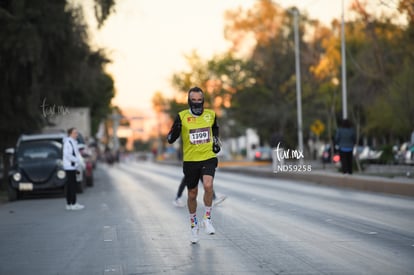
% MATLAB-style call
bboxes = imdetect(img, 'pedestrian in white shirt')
[63,128,85,210]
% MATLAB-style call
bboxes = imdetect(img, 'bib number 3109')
[189,127,210,144]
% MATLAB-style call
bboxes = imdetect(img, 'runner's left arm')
[212,116,221,153]
[212,116,219,138]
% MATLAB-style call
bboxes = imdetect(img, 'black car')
[8,134,68,201]
[8,133,89,200]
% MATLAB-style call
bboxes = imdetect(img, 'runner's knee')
[188,188,198,199]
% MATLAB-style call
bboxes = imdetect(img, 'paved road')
[0,161,413,274]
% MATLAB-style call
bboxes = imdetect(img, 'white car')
[394,142,414,165]
[354,146,383,163]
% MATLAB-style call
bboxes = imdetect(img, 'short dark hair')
[188,86,203,93]
[67,127,76,135]
[188,86,204,103]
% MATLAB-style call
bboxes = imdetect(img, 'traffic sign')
[310,119,325,136]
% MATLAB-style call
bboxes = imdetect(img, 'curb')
[154,160,414,197]
[218,166,414,198]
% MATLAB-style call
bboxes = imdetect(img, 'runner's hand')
[213,136,221,153]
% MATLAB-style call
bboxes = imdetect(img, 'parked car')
[8,135,67,201]
[75,154,87,193]
[7,133,87,201]
[254,146,273,161]
[78,144,94,186]
[320,144,338,164]
[354,146,383,163]
[394,142,414,165]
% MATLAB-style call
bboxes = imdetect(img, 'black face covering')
[188,88,205,115]
[188,99,204,115]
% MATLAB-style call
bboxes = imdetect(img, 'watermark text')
[40,98,70,118]
[272,142,312,173]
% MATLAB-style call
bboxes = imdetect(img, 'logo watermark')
[40,98,70,118]
[272,142,312,173]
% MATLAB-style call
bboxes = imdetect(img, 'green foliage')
[378,144,395,164]
[366,60,414,138]
[167,0,414,148]
[170,51,256,139]
[171,51,209,93]
[0,0,115,151]
[84,0,414,150]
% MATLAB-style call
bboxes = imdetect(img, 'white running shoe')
[213,195,227,206]
[191,226,199,244]
[71,203,85,210]
[172,198,185,208]
[203,218,215,235]
[66,204,73,210]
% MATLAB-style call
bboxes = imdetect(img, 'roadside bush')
[378,145,394,164]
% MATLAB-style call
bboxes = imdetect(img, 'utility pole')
[111,109,121,152]
[341,0,348,119]
[293,8,304,164]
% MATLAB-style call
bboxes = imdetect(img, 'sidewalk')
[216,160,414,197]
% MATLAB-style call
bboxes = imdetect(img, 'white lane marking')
[103,225,117,242]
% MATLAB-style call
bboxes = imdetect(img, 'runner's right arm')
[167,114,181,144]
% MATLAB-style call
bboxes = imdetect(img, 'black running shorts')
[183,157,218,189]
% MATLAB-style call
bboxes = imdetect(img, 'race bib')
[189,127,210,144]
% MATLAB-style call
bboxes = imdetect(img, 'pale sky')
[87,0,348,112]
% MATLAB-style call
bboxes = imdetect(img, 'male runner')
[167,86,221,243]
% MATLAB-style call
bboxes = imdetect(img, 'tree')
[93,0,116,28]
[166,0,413,151]
[308,0,413,145]
[366,58,414,139]
[224,1,309,146]
[0,0,116,152]
[152,91,168,114]
[344,0,411,143]
[170,50,256,139]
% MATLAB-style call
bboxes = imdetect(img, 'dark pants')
[340,150,353,174]
[65,170,77,204]
[176,177,186,198]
